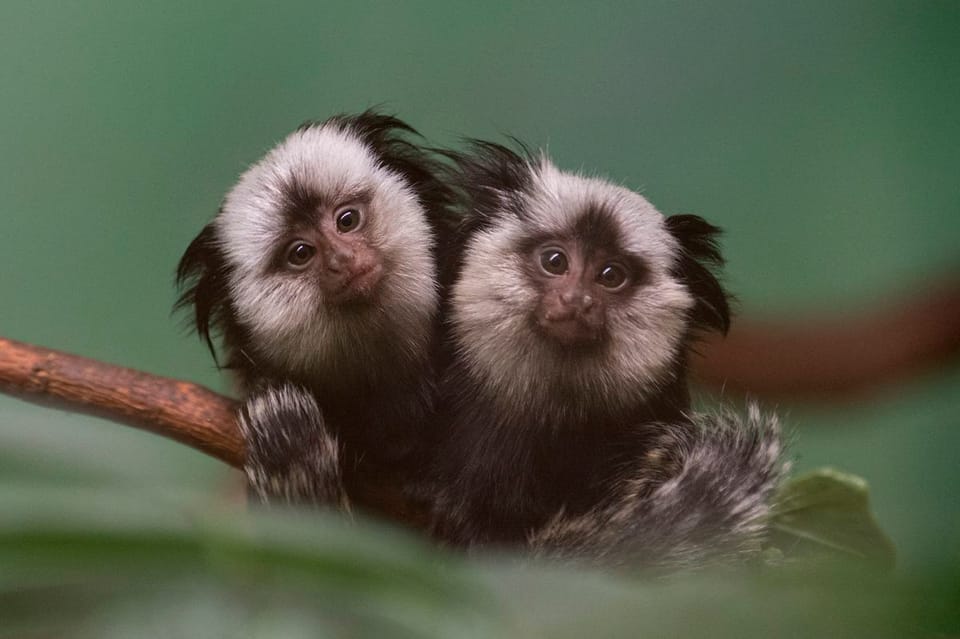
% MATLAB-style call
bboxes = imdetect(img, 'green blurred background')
[1,0,957,580]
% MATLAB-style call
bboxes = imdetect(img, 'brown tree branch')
[0,337,243,465]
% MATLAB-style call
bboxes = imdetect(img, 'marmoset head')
[176,111,452,385]
[447,142,729,412]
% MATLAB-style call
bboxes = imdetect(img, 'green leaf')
[768,467,897,568]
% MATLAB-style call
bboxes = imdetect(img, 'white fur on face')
[214,123,438,376]
[451,158,694,414]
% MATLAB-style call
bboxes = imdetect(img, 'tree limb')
[0,337,242,465]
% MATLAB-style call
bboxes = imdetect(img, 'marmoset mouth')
[325,263,384,304]
[534,314,604,347]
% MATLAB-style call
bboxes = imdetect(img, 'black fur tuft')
[173,221,231,365]
[307,109,461,241]
[439,139,536,235]
[665,214,732,335]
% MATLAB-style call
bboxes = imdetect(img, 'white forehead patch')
[525,158,681,270]
[215,125,407,275]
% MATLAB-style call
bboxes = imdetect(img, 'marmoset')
[176,111,458,507]
[427,141,783,570]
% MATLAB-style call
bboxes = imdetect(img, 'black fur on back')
[428,362,694,547]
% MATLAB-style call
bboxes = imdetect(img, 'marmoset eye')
[336,209,362,233]
[286,241,316,268]
[597,263,628,290]
[539,248,569,275]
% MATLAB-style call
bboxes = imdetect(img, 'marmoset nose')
[324,249,354,273]
[560,290,594,311]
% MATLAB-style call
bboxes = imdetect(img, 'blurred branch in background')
[693,275,960,402]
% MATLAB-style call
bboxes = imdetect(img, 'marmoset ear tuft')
[174,220,231,364]
[665,214,731,335]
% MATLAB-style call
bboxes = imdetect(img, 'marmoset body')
[176,111,457,507]
[428,142,783,570]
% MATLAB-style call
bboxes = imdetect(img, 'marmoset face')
[450,158,699,411]
[215,122,439,376]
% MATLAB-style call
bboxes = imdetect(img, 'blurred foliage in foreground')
[1,482,957,638]
[1,412,957,638]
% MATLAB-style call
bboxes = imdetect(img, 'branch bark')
[0,337,242,465]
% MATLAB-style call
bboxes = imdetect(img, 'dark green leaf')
[768,467,897,568]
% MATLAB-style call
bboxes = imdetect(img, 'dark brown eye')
[539,249,568,275]
[597,263,628,290]
[336,209,362,233]
[286,241,316,268]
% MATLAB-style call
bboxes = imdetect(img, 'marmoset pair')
[176,111,783,572]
